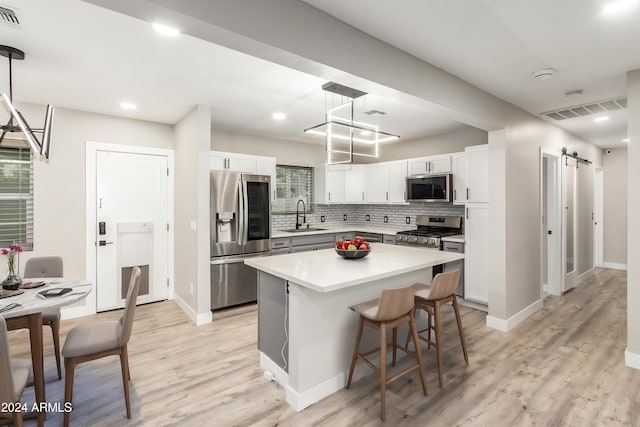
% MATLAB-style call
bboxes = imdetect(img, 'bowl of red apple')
[335,236,371,259]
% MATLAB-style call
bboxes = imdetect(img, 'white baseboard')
[174,294,212,325]
[577,267,597,282]
[486,299,543,332]
[625,350,640,369]
[602,262,627,271]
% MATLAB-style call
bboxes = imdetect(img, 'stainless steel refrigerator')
[210,172,271,310]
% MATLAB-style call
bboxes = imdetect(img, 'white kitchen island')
[244,243,464,411]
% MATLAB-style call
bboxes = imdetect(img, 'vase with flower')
[2,243,23,290]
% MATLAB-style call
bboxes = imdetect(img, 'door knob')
[98,240,114,246]
[548,230,552,235]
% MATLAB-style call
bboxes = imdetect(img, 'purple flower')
[9,243,22,252]
[1,248,8,255]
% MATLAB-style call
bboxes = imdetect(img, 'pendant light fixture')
[304,82,399,164]
[0,45,54,159]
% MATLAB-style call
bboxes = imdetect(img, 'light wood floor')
[6,268,640,426]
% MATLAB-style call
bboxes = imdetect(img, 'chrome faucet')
[296,199,306,230]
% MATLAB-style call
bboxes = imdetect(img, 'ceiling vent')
[363,109,386,115]
[0,6,19,26]
[542,97,627,120]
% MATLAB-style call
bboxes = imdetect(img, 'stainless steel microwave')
[405,174,453,202]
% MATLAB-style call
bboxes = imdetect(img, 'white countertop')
[272,225,406,239]
[442,234,465,243]
[245,243,464,293]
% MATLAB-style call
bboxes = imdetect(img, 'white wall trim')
[602,262,628,271]
[173,294,212,326]
[85,141,175,316]
[625,350,640,369]
[577,267,597,284]
[486,299,543,332]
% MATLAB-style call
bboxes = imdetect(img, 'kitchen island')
[245,243,464,411]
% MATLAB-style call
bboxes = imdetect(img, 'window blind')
[0,146,33,249]
[273,165,313,214]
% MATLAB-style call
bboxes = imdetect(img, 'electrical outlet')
[405,217,410,224]
[384,216,388,223]
[366,215,370,221]
[320,215,325,222]
[343,214,347,221]
[189,282,194,295]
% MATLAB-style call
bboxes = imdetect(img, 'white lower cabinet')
[464,204,488,304]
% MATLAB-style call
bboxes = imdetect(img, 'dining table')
[0,278,93,424]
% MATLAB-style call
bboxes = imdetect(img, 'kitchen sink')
[282,227,326,233]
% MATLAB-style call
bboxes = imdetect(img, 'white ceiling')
[0,0,465,145]
[303,0,640,148]
[1,0,636,149]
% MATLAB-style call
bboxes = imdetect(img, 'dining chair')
[62,266,142,427]
[346,285,427,421]
[23,256,64,380]
[1,316,32,427]
[405,270,468,387]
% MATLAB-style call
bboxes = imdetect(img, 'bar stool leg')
[347,317,364,388]
[410,311,428,396]
[379,322,387,421]
[392,327,398,367]
[452,296,469,365]
[434,301,443,387]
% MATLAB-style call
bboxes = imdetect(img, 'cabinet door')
[256,157,277,204]
[227,155,256,173]
[325,165,345,203]
[389,160,408,203]
[465,204,488,304]
[344,165,366,203]
[429,155,452,173]
[210,153,227,171]
[366,163,390,203]
[466,145,488,203]
[408,157,429,175]
[451,152,468,205]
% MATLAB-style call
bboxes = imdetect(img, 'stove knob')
[409,236,418,243]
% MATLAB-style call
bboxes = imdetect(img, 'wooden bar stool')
[346,285,428,421]
[406,270,469,387]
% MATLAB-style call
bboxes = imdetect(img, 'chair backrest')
[372,285,416,321]
[119,266,142,347]
[427,270,460,300]
[0,317,15,404]
[24,256,63,278]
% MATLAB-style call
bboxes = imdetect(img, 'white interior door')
[95,150,169,311]
[594,167,604,267]
[544,154,562,296]
[562,157,578,292]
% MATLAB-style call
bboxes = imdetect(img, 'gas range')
[395,215,462,249]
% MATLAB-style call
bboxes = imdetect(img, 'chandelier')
[0,45,54,159]
[304,82,399,164]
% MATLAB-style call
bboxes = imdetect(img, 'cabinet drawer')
[272,238,291,249]
[442,241,464,253]
[270,248,291,255]
[291,234,335,246]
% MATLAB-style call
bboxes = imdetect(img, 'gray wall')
[603,148,627,266]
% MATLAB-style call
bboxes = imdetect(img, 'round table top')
[0,278,93,318]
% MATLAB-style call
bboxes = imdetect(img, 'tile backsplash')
[273,203,465,231]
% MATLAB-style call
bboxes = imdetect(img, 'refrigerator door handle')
[242,177,249,246]
[237,179,245,246]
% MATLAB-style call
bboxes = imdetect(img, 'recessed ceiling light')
[602,0,640,15]
[120,102,137,110]
[152,23,180,37]
[622,138,630,142]
[565,89,584,98]
[594,116,610,122]
[360,130,372,136]
[532,68,556,80]
[272,112,286,120]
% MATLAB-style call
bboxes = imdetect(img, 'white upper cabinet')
[389,160,408,203]
[256,156,277,204]
[408,154,452,175]
[344,165,367,203]
[365,163,390,203]
[210,151,257,173]
[451,152,468,205]
[465,145,489,203]
[314,164,345,204]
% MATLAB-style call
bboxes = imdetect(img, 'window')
[0,147,33,250]
[273,165,312,214]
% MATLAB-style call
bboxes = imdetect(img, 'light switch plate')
[190,220,197,232]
